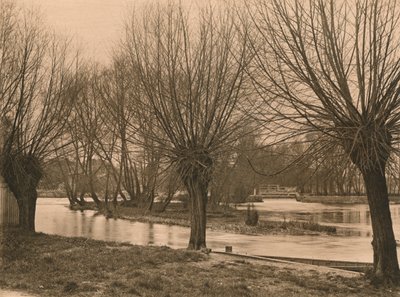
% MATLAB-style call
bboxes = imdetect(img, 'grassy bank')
[298,195,400,204]
[72,202,337,236]
[0,229,397,297]
[37,190,66,198]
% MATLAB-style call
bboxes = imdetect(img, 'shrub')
[231,183,250,203]
[175,192,189,209]
[245,204,259,226]
[301,221,336,233]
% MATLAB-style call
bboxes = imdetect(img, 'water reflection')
[35,198,400,263]
[240,199,400,238]
[37,199,190,249]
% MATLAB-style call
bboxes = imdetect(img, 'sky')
[17,0,224,64]
[18,0,139,63]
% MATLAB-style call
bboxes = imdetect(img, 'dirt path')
[0,290,36,297]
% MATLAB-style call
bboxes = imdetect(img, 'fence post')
[0,175,19,227]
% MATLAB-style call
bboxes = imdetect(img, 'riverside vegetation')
[70,201,337,236]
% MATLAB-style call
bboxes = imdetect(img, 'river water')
[35,198,400,263]
[239,199,400,238]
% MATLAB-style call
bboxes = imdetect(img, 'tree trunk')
[362,166,400,284]
[159,192,173,212]
[178,152,212,250]
[2,154,42,232]
[118,189,127,202]
[65,184,81,206]
[185,174,208,250]
[78,192,86,205]
[16,190,37,232]
[90,190,101,207]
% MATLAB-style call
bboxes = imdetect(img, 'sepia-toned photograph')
[1,0,400,296]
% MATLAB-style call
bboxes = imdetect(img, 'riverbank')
[298,195,400,204]
[37,190,66,198]
[0,229,397,297]
[71,202,337,236]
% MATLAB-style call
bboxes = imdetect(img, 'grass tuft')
[63,281,78,293]
[136,275,164,291]
[128,287,142,296]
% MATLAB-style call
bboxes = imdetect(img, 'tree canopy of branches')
[247,0,400,284]
[121,4,250,249]
[0,2,76,231]
[97,57,159,207]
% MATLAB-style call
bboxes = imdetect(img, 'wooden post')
[225,246,232,253]
[0,176,19,226]
[0,123,19,227]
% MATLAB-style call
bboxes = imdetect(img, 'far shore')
[37,190,400,205]
[297,195,400,204]
[63,200,338,236]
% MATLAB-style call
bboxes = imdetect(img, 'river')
[35,198,400,263]
[238,199,400,238]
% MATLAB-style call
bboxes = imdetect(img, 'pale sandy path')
[0,290,36,297]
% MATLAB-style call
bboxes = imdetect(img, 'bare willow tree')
[96,57,145,204]
[0,3,76,231]
[68,64,109,207]
[122,5,249,249]
[247,0,400,283]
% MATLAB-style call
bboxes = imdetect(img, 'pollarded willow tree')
[247,0,400,284]
[0,2,77,231]
[97,56,159,206]
[122,4,250,249]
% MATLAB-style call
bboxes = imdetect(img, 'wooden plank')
[212,251,363,274]
[0,177,19,226]
[255,255,372,272]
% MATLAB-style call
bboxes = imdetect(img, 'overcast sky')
[17,0,138,62]
[17,0,223,63]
